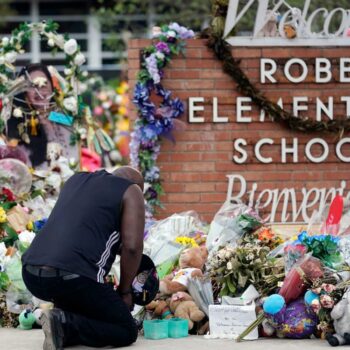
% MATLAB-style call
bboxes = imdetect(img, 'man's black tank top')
[22,170,133,283]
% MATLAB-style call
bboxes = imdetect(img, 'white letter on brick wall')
[315,58,332,83]
[237,97,252,122]
[233,138,248,164]
[261,58,277,83]
[189,97,205,123]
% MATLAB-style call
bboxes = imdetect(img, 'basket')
[168,318,189,338]
[143,319,169,340]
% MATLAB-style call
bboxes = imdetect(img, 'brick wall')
[128,39,350,223]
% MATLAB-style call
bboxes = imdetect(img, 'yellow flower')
[27,221,34,231]
[0,207,7,223]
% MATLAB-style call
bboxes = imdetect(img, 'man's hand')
[120,292,134,311]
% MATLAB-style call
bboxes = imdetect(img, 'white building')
[1,0,131,74]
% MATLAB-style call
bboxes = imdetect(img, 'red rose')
[2,188,16,202]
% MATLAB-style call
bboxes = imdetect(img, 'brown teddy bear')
[145,299,173,320]
[169,291,205,330]
[159,246,208,295]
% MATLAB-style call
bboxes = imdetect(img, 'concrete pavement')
[0,329,331,350]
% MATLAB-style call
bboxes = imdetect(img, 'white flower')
[63,96,78,113]
[69,158,77,167]
[102,101,111,109]
[0,56,5,65]
[73,52,85,66]
[2,37,9,46]
[33,77,47,88]
[0,73,8,83]
[167,30,177,38]
[0,242,6,258]
[64,39,78,56]
[13,108,23,118]
[5,51,17,63]
[48,38,55,47]
[55,35,65,49]
[19,230,36,245]
[227,262,233,270]
[155,52,165,61]
[152,26,162,38]
[78,127,87,139]
[64,68,73,76]
[82,71,88,77]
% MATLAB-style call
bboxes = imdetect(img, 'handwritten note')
[209,304,258,340]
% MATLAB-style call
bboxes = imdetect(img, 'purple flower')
[133,83,150,105]
[145,54,160,84]
[156,85,171,101]
[171,98,185,118]
[169,22,195,39]
[145,187,158,200]
[155,42,170,54]
[155,106,173,119]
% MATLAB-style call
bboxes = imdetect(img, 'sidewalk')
[0,329,330,350]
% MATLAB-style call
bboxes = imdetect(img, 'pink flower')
[320,294,335,309]
[94,106,104,116]
[322,283,336,294]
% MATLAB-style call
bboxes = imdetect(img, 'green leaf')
[0,202,17,211]
[226,276,237,294]
[4,223,17,239]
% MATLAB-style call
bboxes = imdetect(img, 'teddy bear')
[146,299,173,320]
[326,289,350,346]
[159,246,208,295]
[46,142,74,181]
[258,10,279,38]
[169,291,205,330]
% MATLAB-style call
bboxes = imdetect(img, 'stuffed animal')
[18,309,37,330]
[326,289,350,346]
[258,10,279,37]
[46,142,74,181]
[146,299,173,320]
[169,291,205,330]
[263,294,317,339]
[159,246,208,295]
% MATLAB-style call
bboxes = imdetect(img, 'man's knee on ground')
[110,325,138,347]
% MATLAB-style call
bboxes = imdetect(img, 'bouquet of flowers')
[207,233,285,298]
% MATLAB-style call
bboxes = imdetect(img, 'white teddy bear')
[327,289,350,346]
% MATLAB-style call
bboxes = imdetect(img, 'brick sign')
[128,39,350,223]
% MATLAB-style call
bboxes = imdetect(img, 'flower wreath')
[0,21,113,153]
[130,23,194,216]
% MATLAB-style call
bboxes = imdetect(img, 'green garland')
[206,1,350,135]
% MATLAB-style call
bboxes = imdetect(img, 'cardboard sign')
[209,304,258,340]
[48,111,73,126]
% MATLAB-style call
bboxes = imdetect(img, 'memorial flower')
[63,96,78,113]
[74,52,86,66]
[64,38,78,55]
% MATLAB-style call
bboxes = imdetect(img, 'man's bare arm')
[118,184,145,297]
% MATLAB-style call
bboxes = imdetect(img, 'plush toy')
[263,294,317,339]
[159,246,208,295]
[18,309,37,330]
[326,289,350,346]
[146,299,173,320]
[169,291,205,330]
[258,10,279,37]
[46,142,74,181]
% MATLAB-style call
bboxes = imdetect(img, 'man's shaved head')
[112,166,144,191]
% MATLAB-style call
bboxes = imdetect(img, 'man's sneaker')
[40,308,65,350]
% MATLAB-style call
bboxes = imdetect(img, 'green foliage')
[94,0,211,54]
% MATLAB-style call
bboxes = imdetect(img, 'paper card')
[48,111,73,126]
[6,205,30,233]
[209,304,258,340]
